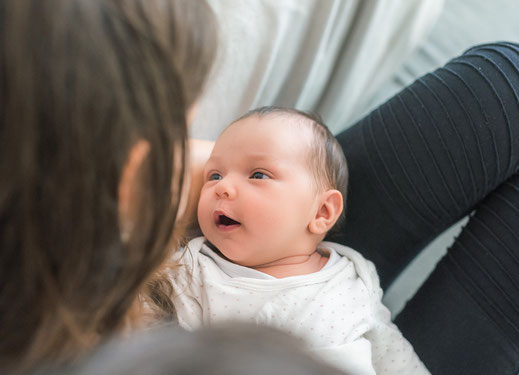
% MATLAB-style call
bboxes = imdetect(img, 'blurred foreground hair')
[0,0,216,370]
[49,324,347,375]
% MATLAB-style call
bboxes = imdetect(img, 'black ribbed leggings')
[330,42,519,374]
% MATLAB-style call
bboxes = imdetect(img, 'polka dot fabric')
[170,237,429,375]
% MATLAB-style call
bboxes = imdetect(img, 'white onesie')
[170,237,429,375]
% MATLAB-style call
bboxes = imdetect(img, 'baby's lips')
[213,210,223,225]
[213,210,240,225]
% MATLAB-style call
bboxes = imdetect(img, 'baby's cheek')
[253,203,280,226]
[256,215,289,243]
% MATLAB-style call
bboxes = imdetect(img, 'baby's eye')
[208,173,222,181]
[250,171,270,179]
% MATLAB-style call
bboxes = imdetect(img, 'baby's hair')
[235,106,349,230]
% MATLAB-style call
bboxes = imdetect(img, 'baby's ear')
[308,189,343,235]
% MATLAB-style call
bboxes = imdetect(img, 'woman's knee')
[463,41,519,60]
[441,41,519,178]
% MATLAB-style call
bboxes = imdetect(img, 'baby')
[171,107,429,375]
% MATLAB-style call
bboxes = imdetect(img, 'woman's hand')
[177,138,214,236]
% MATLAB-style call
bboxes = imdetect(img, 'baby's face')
[197,115,320,267]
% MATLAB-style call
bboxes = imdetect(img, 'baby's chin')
[218,248,253,266]
[204,239,259,267]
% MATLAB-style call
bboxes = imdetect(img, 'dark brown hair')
[0,0,216,370]
[236,106,349,230]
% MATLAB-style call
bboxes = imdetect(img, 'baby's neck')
[250,250,329,278]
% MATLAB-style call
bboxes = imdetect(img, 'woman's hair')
[0,0,216,370]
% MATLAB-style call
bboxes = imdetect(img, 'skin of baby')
[197,115,342,278]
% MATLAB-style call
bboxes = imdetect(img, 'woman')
[0,0,216,370]
[1,0,518,374]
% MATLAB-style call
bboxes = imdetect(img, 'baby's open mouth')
[218,215,240,226]
[214,211,241,229]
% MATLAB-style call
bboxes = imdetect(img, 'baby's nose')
[215,178,237,199]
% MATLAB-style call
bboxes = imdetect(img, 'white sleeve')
[363,261,431,375]
[168,251,204,331]
[310,339,376,375]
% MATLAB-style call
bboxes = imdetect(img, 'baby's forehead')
[220,112,322,170]
[225,112,316,144]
